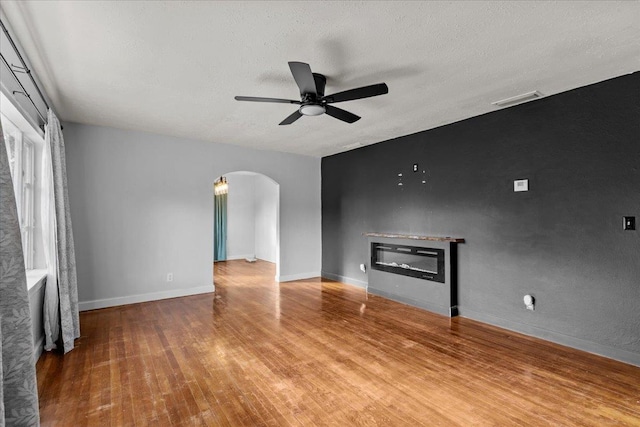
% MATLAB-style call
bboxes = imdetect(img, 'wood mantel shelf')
[364,232,465,243]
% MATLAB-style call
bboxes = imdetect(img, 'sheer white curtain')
[42,111,60,351]
[42,109,80,353]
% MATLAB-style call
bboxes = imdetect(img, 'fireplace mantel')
[363,232,464,243]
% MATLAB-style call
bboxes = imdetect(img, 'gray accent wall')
[321,73,640,366]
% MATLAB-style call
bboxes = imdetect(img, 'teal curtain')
[214,193,227,261]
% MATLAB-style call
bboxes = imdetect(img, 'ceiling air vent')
[491,91,543,108]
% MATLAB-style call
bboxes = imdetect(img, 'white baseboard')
[79,285,214,311]
[276,271,321,282]
[226,253,256,261]
[321,271,367,289]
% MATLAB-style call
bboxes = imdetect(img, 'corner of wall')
[321,271,367,289]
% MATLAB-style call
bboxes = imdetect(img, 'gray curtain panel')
[1,119,40,425]
[44,110,80,353]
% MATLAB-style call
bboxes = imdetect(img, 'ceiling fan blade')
[324,105,361,123]
[288,62,317,96]
[235,96,300,104]
[323,83,388,103]
[279,110,303,125]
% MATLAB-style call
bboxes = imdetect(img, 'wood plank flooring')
[37,260,640,426]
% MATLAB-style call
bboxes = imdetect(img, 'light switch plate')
[623,216,635,230]
[514,179,529,192]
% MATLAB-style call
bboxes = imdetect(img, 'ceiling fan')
[235,61,388,125]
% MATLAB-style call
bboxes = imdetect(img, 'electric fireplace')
[365,233,464,317]
[371,242,445,283]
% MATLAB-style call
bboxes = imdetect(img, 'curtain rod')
[0,18,49,126]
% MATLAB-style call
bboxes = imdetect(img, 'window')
[2,107,42,270]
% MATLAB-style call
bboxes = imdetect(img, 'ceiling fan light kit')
[300,104,326,116]
[235,61,388,125]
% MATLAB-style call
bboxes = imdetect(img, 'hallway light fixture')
[214,176,228,195]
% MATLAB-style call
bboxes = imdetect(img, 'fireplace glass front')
[371,242,445,283]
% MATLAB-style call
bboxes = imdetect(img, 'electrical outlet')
[167,273,173,282]
[524,294,535,311]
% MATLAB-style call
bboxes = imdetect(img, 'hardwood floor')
[37,260,640,426]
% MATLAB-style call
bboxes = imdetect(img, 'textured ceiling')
[1,1,639,157]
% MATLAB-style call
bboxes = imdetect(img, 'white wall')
[226,173,256,260]
[224,172,278,263]
[63,122,321,310]
[28,275,45,360]
[254,174,277,263]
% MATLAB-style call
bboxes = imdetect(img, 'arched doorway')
[213,171,280,281]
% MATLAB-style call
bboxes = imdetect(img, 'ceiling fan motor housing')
[299,73,327,116]
[312,73,326,97]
